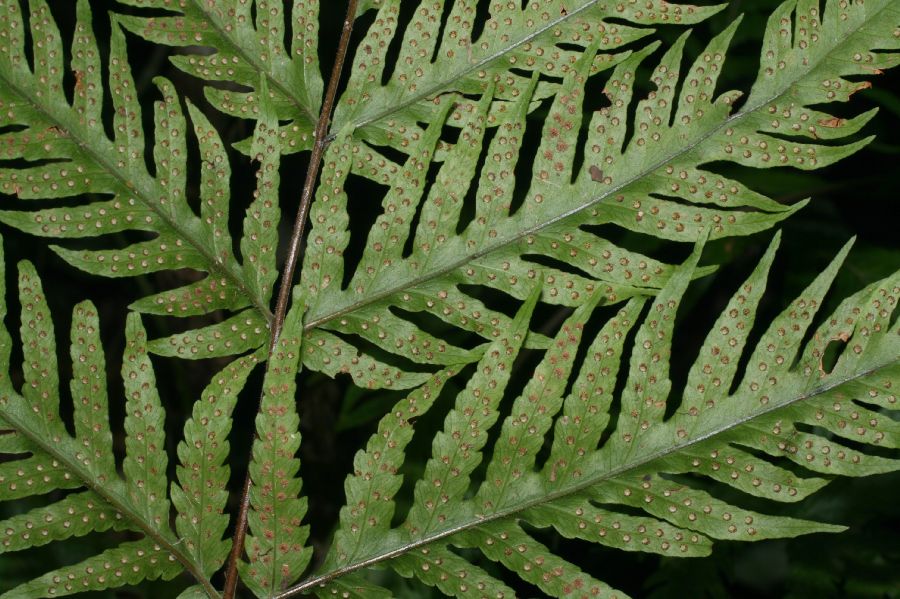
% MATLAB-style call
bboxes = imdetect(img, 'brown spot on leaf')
[817,117,845,128]
[850,81,872,96]
[589,165,604,182]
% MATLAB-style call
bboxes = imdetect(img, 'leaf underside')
[0,0,897,598]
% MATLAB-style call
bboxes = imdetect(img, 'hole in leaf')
[508,96,552,216]
[340,172,389,290]
[820,335,848,375]
[470,0,491,45]
[456,122,498,235]
[379,1,417,87]
[402,158,441,258]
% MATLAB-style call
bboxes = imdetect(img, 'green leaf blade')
[240,294,312,597]
[121,314,171,529]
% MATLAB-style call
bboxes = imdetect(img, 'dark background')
[0,0,897,597]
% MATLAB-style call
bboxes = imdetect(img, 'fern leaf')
[284,233,898,598]
[0,0,282,358]
[172,352,261,577]
[332,1,724,148]
[239,291,312,597]
[0,1,897,596]
[116,0,322,153]
[122,314,171,528]
[0,234,264,596]
[295,0,896,383]
[327,368,456,566]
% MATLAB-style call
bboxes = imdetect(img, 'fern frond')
[333,1,724,149]
[0,233,261,597]
[239,290,311,597]
[272,230,898,598]
[0,2,896,596]
[115,0,322,153]
[0,0,280,357]
[297,0,897,385]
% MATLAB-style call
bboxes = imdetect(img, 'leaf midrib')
[279,354,897,598]
[0,69,274,324]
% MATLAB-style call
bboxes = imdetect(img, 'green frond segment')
[291,0,899,393]
[591,479,843,542]
[680,234,782,417]
[148,309,269,360]
[122,314,171,529]
[70,302,117,479]
[0,492,128,555]
[298,235,899,598]
[405,291,538,539]
[457,521,625,599]
[317,296,538,591]
[392,546,516,599]
[543,298,645,483]
[172,352,262,578]
[177,586,213,599]
[524,495,713,557]
[336,0,724,145]
[477,293,603,513]
[693,0,900,175]
[16,261,61,438]
[746,0,900,119]
[613,240,705,455]
[316,574,394,599]
[0,236,269,596]
[346,101,454,296]
[301,329,434,390]
[326,369,457,569]
[1,539,183,599]
[116,0,322,153]
[0,0,278,361]
[240,291,312,597]
[242,81,283,305]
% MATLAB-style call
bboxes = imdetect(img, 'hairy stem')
[221,1,360,596]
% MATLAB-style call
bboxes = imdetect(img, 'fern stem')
[221,1,360,596]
